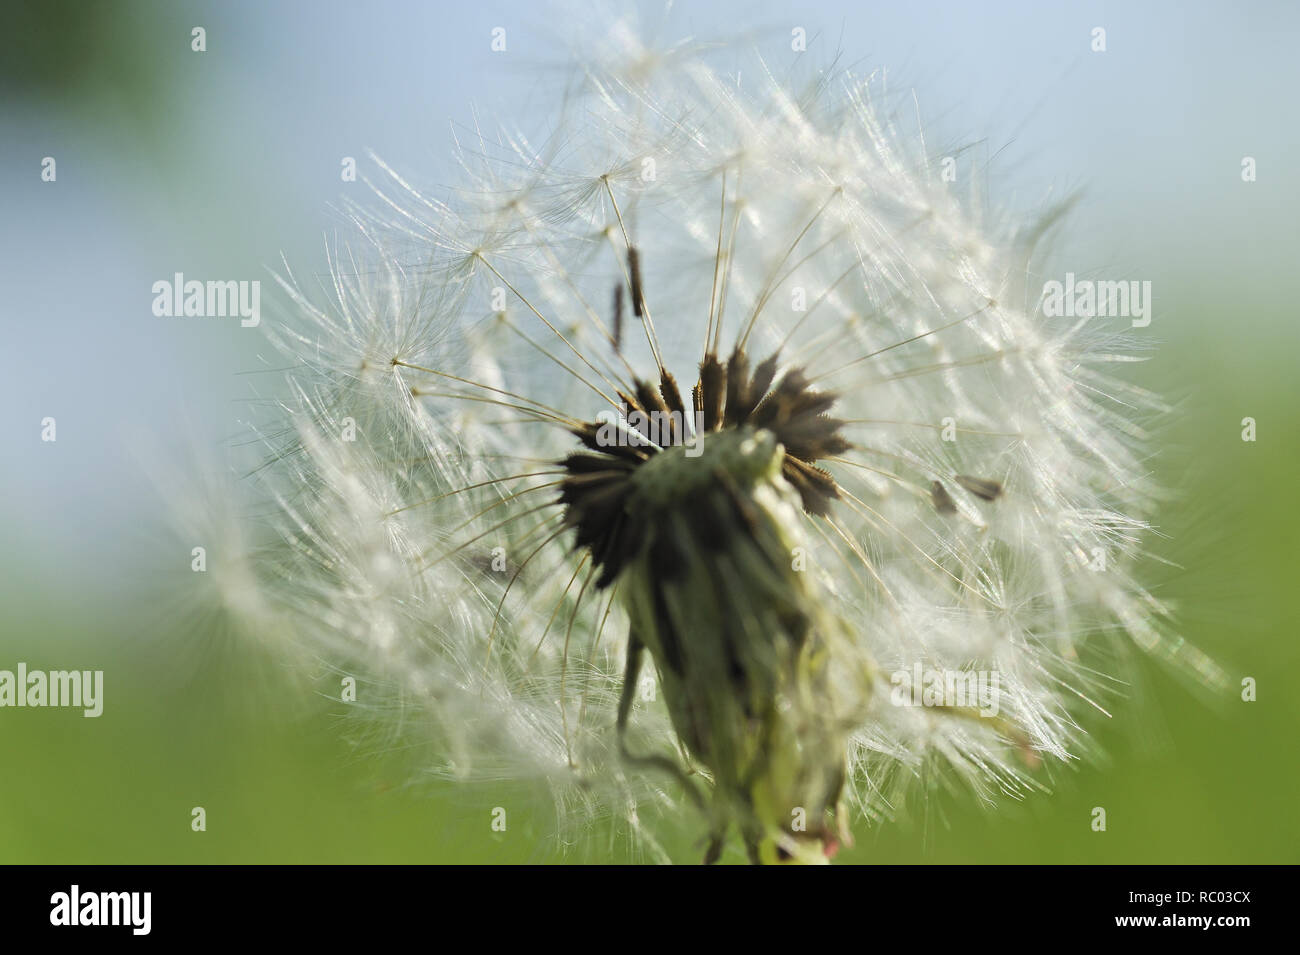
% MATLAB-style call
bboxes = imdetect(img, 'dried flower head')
[206,21,1220,863]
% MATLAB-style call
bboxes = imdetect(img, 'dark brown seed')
[931,480,957,515]
[612,284,624,353]
[659,369,686,421]
[627,246,645,317]
[955,475,1003,501]
[697,353,726,433]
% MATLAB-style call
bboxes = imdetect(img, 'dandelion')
[205,20,1220,863]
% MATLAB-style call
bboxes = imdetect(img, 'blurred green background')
[1,0,1296,863]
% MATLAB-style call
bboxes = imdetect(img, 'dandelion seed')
[930,480,958,516]
[201,20,1220,863]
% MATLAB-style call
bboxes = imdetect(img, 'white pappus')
[202,19,1222,863]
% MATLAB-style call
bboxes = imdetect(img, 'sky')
[1,0,1296,613]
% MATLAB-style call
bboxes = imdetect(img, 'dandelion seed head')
[201,19,1214,860]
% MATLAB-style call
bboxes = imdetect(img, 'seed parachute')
[195,16,1222,863]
